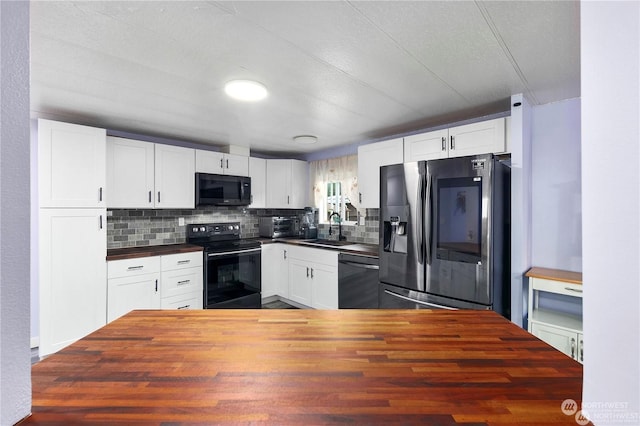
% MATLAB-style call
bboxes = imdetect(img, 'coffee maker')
[299,207,318,239]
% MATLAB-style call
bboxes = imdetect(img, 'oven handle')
[383,289,458,310]
[207,248,262,257]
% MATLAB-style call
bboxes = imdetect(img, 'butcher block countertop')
[106,243,203,261]
[26,310,588,425]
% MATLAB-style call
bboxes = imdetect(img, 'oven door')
[204,247,261,308]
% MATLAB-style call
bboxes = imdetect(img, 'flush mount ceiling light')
[293,135,318,145]
[224,80,268,102]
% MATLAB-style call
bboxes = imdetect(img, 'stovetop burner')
[187,222,261,252]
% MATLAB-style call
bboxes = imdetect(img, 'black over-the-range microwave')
[195,173,251,206]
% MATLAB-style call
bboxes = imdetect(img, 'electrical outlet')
[178,217,185,226]
[359,216,366,226]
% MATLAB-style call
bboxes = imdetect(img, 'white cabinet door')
[196,150,249,176]
[106,137,155,208]
[531,322,581,362]
[38,119,106,208]
[266,159,309,208]
[161,268,202,300]
[261,244,289,299]
[288,258,313,307]
[289,159,309,208]
[448,117,505,158]
[154,144,195,208]
[266,159,290,208]
[249,157,266,208]
[404,129,449,162]
[224,153,249,176]
[161,293,202,310]
[311,262,338,309]
[39,208,107,356]
[357,138,404,208]
[195,150,224,174]
[107,273,161,322]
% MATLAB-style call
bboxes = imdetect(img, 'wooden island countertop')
[26,309,588,425]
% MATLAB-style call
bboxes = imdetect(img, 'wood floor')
[25,309,589,425]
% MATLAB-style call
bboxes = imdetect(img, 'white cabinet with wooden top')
[526,267,583,363]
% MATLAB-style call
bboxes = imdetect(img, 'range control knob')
[228,225,234,231]
[192,227,198,233]
[234,225,240,230]
[200,226,206,232]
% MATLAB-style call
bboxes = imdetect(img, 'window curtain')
[309,154,358,218]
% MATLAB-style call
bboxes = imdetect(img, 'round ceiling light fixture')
[293,135,318,145]
[224,79,268,102]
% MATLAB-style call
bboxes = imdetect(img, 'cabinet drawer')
[161,252,203,271]
[531,277,583,298]
[108,256,161,278]
[161,292,202,310]
[161,267,202,298]
[288,246,338,266]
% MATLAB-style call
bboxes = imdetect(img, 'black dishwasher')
[338,253,379,308]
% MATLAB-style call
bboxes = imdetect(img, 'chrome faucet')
[328,212,346,241]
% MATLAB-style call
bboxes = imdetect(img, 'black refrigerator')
[378,154,510,316]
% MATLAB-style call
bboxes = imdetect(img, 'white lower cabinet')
[39,208,107,356]
[526,267,583,363]
[531,323,584,363]
[160,252,203,308]
[261,243,288,298]
[288,246,338,309]
[107,257,161,322]
[107,251,203,323]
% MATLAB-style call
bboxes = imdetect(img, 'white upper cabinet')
[266,159,308,209]
[195,150,249,177]
[155,144,195,209]
[107,137,155,208]
[107,138,195,209]
[38,119,106,208]
[249,157,266,208]
[357,138,404,209]
[404,117,506,162]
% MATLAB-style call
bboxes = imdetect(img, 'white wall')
[0,1,32,423]
[581,1,640,424]
[531,98,582,271]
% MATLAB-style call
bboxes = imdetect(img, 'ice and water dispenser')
[383,214,407,254]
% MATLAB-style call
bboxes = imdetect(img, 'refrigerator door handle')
[417,171,426,264]
[425,174,433,265]
[383,289,458,310]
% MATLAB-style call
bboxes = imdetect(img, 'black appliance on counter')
[195,173,251,206]
[187,222,261,308]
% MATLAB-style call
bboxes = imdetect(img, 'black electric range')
[187,222,262,309]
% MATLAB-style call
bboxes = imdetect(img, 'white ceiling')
[30,1,580,157]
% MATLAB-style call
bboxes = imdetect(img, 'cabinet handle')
[287,195,290,205]
[571,337,576,358]
[226,159,229,169]
[580,338,583,362]
[306,267,309,278]
[359,192,362,203]
[177,280,191,286]
[310,268,314,279]
[284,250,287,260]
[149,191,152,203]
[158,191,161,203]
[177,304,190,310]
[99,187,103,202]
[155,279,158,292]
[177,260,191,265]
[450,135,455,150]
[99,215,103,229]
[564,287,583,293]
[127,265,144,271]
[441,137,446,151]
